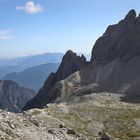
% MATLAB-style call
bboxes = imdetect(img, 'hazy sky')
[0,0,140,58]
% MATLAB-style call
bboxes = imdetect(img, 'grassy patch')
[31,110,41,116]
[127,131,140,137]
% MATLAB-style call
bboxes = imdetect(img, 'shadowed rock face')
[91,9,140,64]
[23,50,87,110]
[55,50,87,81]
[0,80,36,112]
[24,10,140,110]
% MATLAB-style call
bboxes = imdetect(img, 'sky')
[0,0,140,58]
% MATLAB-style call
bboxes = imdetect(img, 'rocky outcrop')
[55,50,86,81]
[0,80,36,112]
[23,50,87,110]
[91,9,140,64]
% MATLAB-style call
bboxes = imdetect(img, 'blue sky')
[0,0,140,58]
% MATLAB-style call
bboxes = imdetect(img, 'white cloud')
[0,30,14,41]
[16,1,43,14]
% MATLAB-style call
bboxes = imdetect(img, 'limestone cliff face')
[24,50,87,109]
[0,80,36,112]
[91,9,140,64]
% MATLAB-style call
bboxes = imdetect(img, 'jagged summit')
[23,50,87,109]
[64,50,75,56]
[91,9,140,64]
[124,9,136,21]
[56,50,86,81]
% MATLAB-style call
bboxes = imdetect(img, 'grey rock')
[98,131,110,140]
[91,9,140,64]
[23,50,87,110]
[67,129,76,135]
[24,9,140,111]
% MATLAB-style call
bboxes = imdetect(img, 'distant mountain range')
[0,53,64,67]
[0,80,36,112]
[0,53,63,78]
[0,52,90,79]
[3,63,59,91]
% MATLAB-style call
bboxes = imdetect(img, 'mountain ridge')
[0,80,36,112]
[3,63,59,91]
[91,9,140,64]
[24,9,140,110]
[0,53,64,78]
[24,50,87,109]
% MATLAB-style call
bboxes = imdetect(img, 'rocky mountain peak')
[63,50,76,57]
[56,50,87,81]
[63,50,86,62]
[91,9,140,64]
[125,9,136,21]
[23,50,87,109]
[124,9,136,21]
